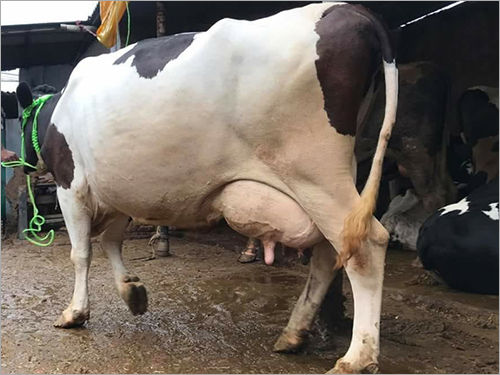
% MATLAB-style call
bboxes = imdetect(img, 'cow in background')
[383,85,498,251]
[417,177,499,294]
[417,87,498,293]
[356,61,455,212]
[357,61,455,250]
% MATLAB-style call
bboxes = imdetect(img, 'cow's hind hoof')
[273,329,304,353]
[328,360,380,374]
[119,277,148,315]
[54,309,89,328]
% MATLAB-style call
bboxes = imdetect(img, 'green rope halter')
[1,94,55,246]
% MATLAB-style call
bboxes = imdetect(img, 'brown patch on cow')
[113,33,196,79]
[314,4,392,136]
[40,124,74,189]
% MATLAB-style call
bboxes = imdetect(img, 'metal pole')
[155,1,170,257]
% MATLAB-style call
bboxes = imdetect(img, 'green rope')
[125,1,131,47]
[23,173,55,246]
[1,94,55,246]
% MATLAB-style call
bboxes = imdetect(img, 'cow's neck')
[23,93,61,174]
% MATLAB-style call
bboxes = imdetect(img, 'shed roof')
[1,21,97,70]
[1,1,456,71]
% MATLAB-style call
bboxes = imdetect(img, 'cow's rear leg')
[54,188,92,328]
[330,219,387,374]
[101,215,148,315]
[287,183,388,373]
[274,240,338,352]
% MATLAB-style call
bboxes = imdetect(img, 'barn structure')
[2,2,498,233]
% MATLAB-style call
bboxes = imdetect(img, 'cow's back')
[49,3,342,223]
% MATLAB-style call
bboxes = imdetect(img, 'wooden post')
[156,2,167,37]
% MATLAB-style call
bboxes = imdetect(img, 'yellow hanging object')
[96,1,128,48]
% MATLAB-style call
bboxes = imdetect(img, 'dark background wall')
[122,1,314,43]
[396,1,498,135]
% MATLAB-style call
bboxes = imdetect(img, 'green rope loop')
[23,174,55,247]
[1,94,55,246]
[31,95,52,153]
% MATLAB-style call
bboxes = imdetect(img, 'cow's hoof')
[328,360,380,374]
[119,276,148,315]
[273,329,304,353]
[53,309,89,328]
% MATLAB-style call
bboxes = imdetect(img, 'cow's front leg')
[54,188,92,328]
[274,240,338,352]
[101,215,148,315]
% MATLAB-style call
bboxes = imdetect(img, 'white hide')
[482,202,499,221]
[439,197,469,216]
[50,2,342,229]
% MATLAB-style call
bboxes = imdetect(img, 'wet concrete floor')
[1,225,498,374]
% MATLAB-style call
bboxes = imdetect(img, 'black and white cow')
[417,177,499,294]
[456,86,499,193]
[17,4,398,372]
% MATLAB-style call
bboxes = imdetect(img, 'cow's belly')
[212,180,323,248]
[86,131,295,228]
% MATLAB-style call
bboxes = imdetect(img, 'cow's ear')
[16,82,33,109]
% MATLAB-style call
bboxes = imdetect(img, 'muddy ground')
[1,224,498,374]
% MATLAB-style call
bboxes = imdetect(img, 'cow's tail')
[337,21,398,269]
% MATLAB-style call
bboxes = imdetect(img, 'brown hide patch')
[314,5,381,136]
[40,124,74,189]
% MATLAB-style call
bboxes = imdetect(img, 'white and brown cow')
[19,4,398,372]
